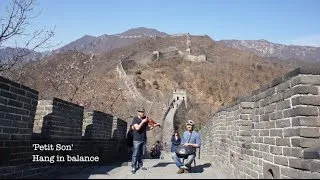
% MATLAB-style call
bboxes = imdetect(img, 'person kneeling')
[173,120,201,174]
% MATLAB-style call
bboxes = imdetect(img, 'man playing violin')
[130,106,160,174]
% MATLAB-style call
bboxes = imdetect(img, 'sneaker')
[131,167,136,174]
[177,168,184,174]
[140,166,147,170]
[184,169,190,174]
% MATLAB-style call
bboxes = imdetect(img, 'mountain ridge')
[218,39,320,62]
[52,27,168,54]
[2,27,320,64]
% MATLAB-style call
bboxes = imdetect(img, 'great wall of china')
[1,31,320,178]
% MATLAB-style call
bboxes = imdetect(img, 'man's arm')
[132,117,148,131]
[185,133,201,148]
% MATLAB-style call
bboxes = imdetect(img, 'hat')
[186,120,194,126]
[137,106,145,112]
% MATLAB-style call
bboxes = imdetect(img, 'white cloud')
[290,34,320,47]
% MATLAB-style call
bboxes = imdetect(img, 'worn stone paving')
[57,155,235,179]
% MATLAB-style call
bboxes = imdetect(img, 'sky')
[1,0,320,51]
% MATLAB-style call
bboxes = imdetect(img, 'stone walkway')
[57,156,234,179]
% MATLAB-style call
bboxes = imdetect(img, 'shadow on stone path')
[56,158,234,179]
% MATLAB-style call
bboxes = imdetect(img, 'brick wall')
[38,98,84,139]
[0,76,128,179]
[200,67,320,179]
[83,109,113,139]
[0,76,39,179]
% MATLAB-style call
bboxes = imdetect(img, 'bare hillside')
[7,35,293,145]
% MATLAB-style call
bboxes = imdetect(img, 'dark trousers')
[131,141,145,168]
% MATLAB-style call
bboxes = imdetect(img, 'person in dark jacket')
[171,131,181,159]
[150,145,157,159]
[126,125,134,159]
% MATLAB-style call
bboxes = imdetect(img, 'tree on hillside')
[43,53,95,103]
[0,0,55,78]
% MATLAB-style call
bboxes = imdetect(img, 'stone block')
[291,75,320,86]
[300,127,320,138]
[240,114,251,120]
[292,117,320,127]
[270,93,283,103]
[310,160,320,173]
[254,137,263,143]
[240,102,254,109]
[283,89,294,99]
[252,115,259,122]
[254,150,262,158]
[276,119,291,128]
[260,129,269,136]
[256,92,267,101]
[283,147,303,158]
[9,86,26,96]
[269,112,277,121]
[274,155,288,166]
[288,157,312,170]
[264,121,275,129]
[0,90,18,100]
[275,111,284,119]
[239,130,251,136]
[301,138,320,148]
[7,100,23,108]
[240,109,253,114]
[264,137,276,145]
[270,146,282,155]
[260,114,269,121]
[265,104,276,114]
[255,107,265,115]
[276,81,290,93]
[284,106,318,117]
[292,85,319,95]
[265,87,276,97]
[260,98,270,107]
[284,128,300,137]
[262,152,274,162]
[292,96,320,106]
[254,122,263,129]
[276,137,291,147]
[270,129,283,137]
[291,138,302,147]
[260,144,270,153]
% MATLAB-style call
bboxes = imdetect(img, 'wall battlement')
[0,76,128,179]
[200,66,320,179]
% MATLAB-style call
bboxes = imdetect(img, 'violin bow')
[146,96,155,118]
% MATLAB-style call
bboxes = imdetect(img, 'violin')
[142,116,161,127]
[147,117,161,127]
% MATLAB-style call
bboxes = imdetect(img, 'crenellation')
[0,76,128,179]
